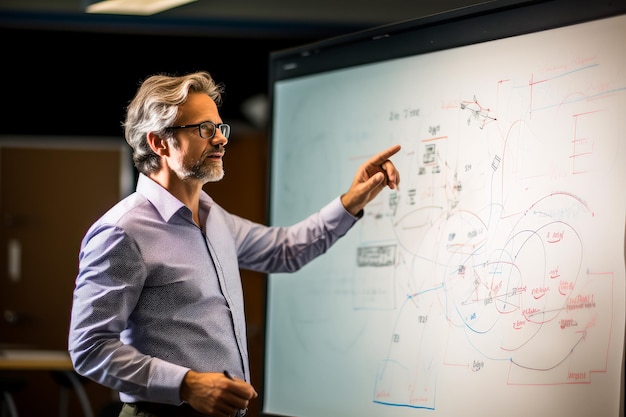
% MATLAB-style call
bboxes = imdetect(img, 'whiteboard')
[265,9,626,417]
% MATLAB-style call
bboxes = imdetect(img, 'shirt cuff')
[319,196,361,237]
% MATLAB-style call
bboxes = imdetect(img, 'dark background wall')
[1,27,312,138]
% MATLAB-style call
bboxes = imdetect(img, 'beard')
[177,152,225,183]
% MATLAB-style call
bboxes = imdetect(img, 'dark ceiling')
[0,0,492,38]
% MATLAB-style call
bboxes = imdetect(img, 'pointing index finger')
[368,144,401,166]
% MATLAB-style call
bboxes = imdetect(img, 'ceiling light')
[84,0,197,16]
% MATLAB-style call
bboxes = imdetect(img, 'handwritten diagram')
[371,87,615,411]
[265,13,626,417]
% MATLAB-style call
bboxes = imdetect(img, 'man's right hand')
[180,370,258,417]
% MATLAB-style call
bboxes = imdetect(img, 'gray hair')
[123,71,224,175]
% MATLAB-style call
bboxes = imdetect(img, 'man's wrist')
[340,193,363,217]
[180,370,196,402]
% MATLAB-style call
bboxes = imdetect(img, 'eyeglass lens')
[199,122,230,139]
[218,124,230,139]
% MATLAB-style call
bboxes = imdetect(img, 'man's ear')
[147,131,169,156]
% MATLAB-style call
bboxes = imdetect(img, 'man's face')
[168,92,228,184]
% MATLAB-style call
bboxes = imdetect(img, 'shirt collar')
[136,173,187,223]
[136,173,214,223]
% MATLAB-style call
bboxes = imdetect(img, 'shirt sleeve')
[229,196,361,272]
[68,222,190,404]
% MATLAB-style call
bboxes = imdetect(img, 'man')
[68,71,400,417]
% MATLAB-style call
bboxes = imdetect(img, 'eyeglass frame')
[166,121,231,139]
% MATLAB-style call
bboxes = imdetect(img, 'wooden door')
[0,139,133,416]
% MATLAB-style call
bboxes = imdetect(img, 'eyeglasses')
[166,121,231,139]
